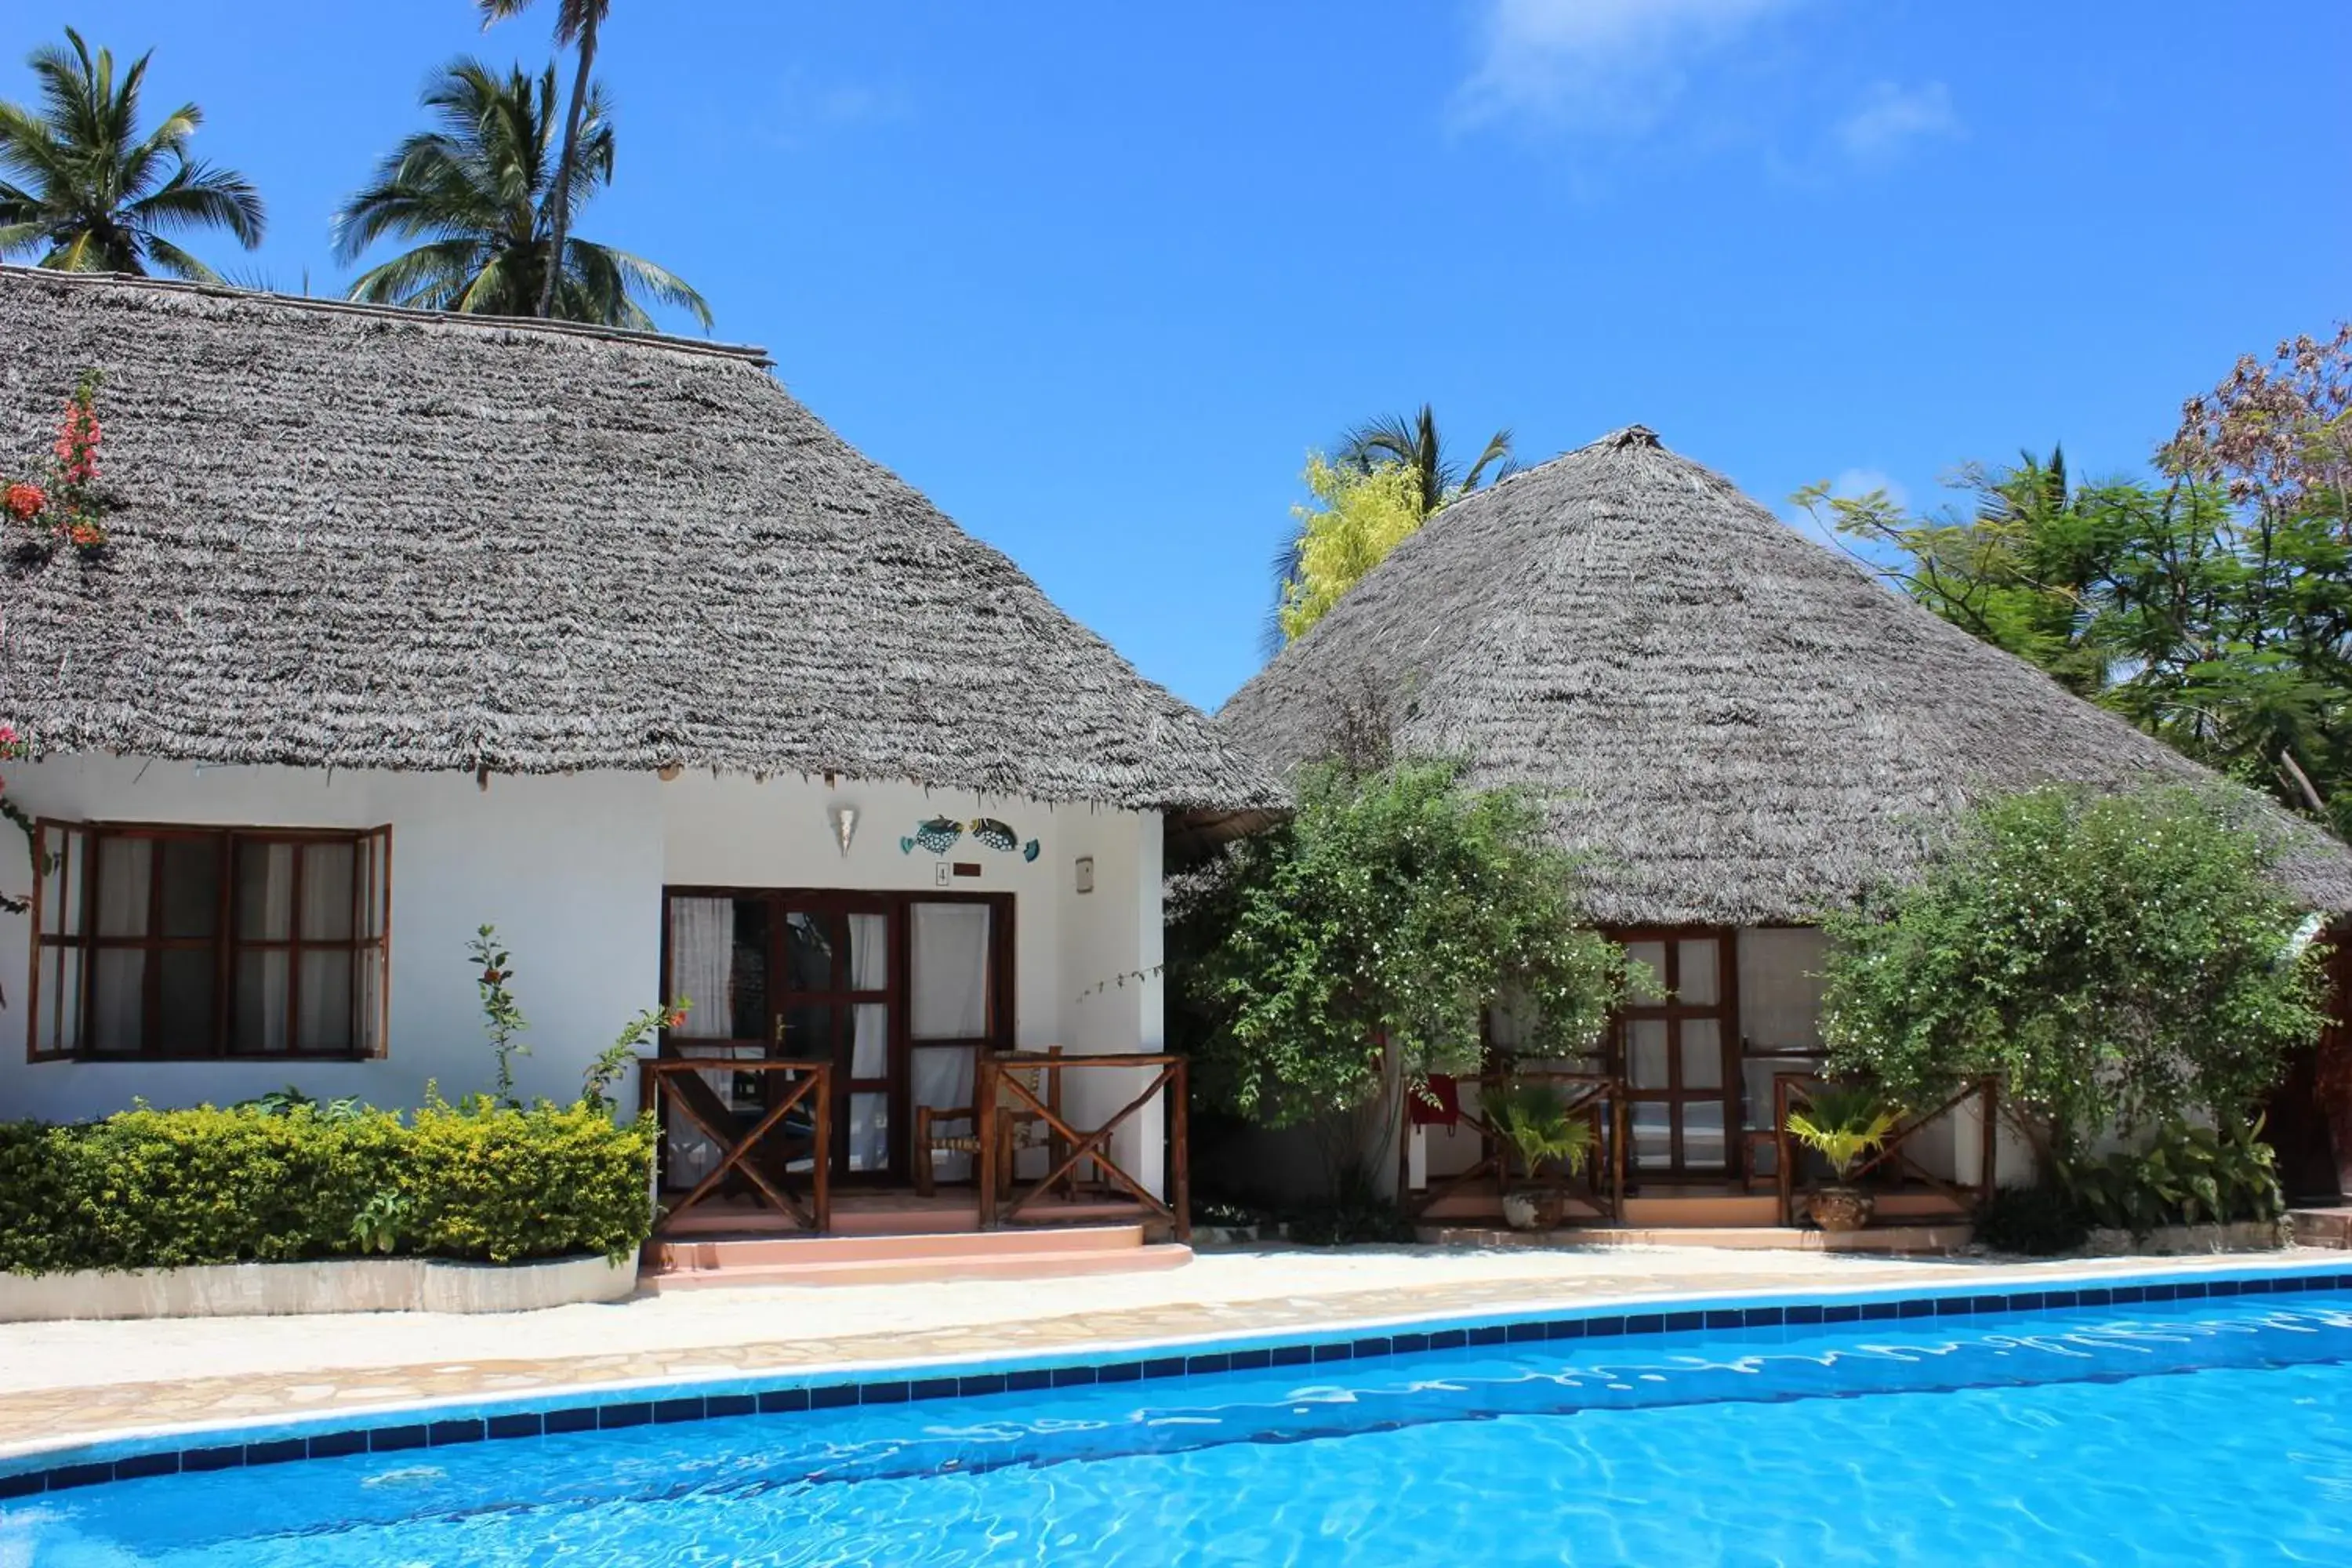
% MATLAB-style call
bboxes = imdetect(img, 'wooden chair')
[914,1047,1069,1197]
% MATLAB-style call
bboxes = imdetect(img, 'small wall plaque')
[1074,855,1094,895]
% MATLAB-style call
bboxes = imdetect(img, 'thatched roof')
[0,269,1277,814]
[1222,425,2352,920]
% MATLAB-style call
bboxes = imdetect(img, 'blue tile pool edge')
[4,1256,2348,1501]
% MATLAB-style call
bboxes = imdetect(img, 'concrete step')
[659,1200,1154,1239]
[1621,1195,1780,1227]
[648,1223,1148,1274]
[1417,1222,1973,1254]
[644,1242,1194,1291]
[2289,1208,2352,1249]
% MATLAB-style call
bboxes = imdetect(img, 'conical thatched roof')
[1222,425,2352,920]
[0,269,1276,814]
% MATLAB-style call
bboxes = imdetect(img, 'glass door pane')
[1613,931,1738,1179]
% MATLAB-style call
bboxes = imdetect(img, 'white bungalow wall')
[0,759,1167,1166]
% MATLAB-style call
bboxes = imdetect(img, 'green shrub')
[1823,784,2328,1156]
[1973,1182,2091,1257]
[405,1099,656,1264]
[2060,1119,2285,1237]
[0,1100,655,1273]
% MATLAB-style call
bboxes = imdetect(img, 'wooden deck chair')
[913,1046,1069,1198]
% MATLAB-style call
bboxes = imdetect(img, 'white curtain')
[295,841,357,1050]
[238,845,294,1053]
[669,898,736,1040]
[665,898,739,1189]
[848,917,891,1163]
[911,902,989,1182]
[90,840,150,1053]
[911,903,990,1040]
[848,913,887,992]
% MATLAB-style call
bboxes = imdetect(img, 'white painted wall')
[0,760,1169,1185]
[0,757,661,1122]
[1051,806,1167,1197]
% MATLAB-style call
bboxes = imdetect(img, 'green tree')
[0,28,263,278]
[1802,329,2352,836]
[1269,405,1515,650]
[477,0,608,321]
[1171,757,1629,1141]
[1820,785,2328,1162]
[332,59,710,331]
[1272,457,1427,644]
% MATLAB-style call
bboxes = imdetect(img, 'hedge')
[0,1100,656,1273]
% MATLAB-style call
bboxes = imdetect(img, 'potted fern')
[1786,1084,1899,1232]
[1485,1079,1596,1230]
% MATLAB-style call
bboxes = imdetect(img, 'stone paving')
[0,1243,2330,1464]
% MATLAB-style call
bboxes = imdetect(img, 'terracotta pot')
[1501,1190,1566,1231]
[1807,1185,1875,1232]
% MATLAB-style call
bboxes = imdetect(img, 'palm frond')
[139,233,223,281]
[346,237,492,310]
[337,55,713,332]
[0,28,259,278]
[583,241,710,328]
[130,158,264,246]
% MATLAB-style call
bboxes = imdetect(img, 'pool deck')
[1,1243,2339,1466]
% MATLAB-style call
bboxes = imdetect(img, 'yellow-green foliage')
[1276,456,1428,643]
[404,1100,655,1263]
[0,1101,655,1273]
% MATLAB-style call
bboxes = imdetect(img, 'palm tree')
[478,0,608,320]
[0,28,263,278]
[1338,405,1515,519]
[331,59,709,331]
[1265,405,1517,653]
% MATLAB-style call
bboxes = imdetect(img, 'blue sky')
[14,2,2350,710]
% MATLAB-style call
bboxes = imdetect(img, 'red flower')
[2,481,42,521]
[67,521,104,548]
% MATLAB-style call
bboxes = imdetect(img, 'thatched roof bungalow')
[0,269,1267,1243]
[1222,425,2352,1208]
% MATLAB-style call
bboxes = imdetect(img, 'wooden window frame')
[27,821,392,1064]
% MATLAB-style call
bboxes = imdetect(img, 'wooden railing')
[640,1057,832,1235]
[1400,1071,1628,1223]
[1771,1073,1999,1227]
[977,1051,1190,1242]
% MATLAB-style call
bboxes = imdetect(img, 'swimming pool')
[5,1269,2351,1564]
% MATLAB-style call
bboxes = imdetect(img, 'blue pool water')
[7,1290,2352,1566]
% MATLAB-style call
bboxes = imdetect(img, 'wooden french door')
[1610,928,1739,1178]
[660,888,1011,1187]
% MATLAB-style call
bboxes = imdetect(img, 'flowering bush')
[3,371,107,550]
[1821,784,2328,1159]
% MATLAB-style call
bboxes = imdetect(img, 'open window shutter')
[356,826,392,1057]
[27,820,93,1059]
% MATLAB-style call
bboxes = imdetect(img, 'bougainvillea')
[3,371,107,551]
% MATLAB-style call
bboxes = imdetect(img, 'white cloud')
[1834,80,1959,162]
[1454,0,1798,133]
[1829,467,1908,510]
